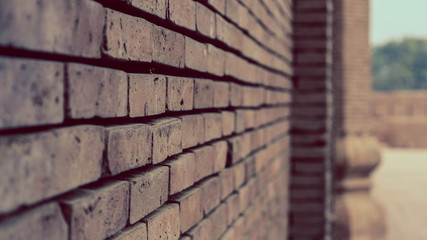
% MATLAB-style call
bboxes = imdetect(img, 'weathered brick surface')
[226,193,240,225]
[196,3,216,38]
[68,63,128,119]
[171,187,203,232]
[110,222,147,240]
[192,145,215,182]
[207,44,225,76]
[104,9,152,61]
[212,141,228,173]
[0,0,104,57]
[106,124,152,175]
[129,74,166,117]
[222,111,236,136]
[199,177,221,215]
[162,153,196,195]
[0,203,68,240]
[169,0,196,30]
[219,168,235,200]
[194,79,215,109]
[213,81,230,108]
[126,166,169,224]
[144,204,180,240]
[151,118,182,164]
[0,125,104,213]
[185,37,208,72]
[186,218,213,240]
[0,57,63,129]
[203,112,223,141]
[62,181,129,240]
[122,0,167,18]
[209,203,228,240]
[151,26,185,67]
[167,77,194,111]
[180,114,205,148]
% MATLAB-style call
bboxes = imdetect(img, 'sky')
[371,0,427,45]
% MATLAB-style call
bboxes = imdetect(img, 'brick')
[162,153,196,195]
[106,124,152,175]
[233,162,246,188]
[228,136,242,164]
[0,125,104,213]
[104,9,152,61]
[129,74,166,117]
[209,203,228,240]
[230,83,243,106]
[242,87,264,107]
[144,204,180,240]
[192,145,215,181]
[196,3,216,38]
[194,79,214,109]
[0,57,63,129]
[207,44,225,76]
[167,77,194,111]
[187,218,213,240]
[214,81,230,108]
[151,25,185,67]
[68,63,127,119]
[169,0,196,30]
[180,114,205,148]
[123,0,167,18]
[171,188,203,232]
[226,193,240,225]
[219,168,235,200]
[110,222,147,240]
[221,228,235,240]
[203,113,223,141]
[245,156,256,178]
[222,111,235,136]
[62,181,129,240]
[235,110,246,133]
[151,118,182,164]
[213,141,228,173]
[208,0,226,14]
[199,177,221,214]
[0,203,67,240]
[126,166,169,224]
[185,37,208,72]
[0,0,104,57]
[238,182,250,212]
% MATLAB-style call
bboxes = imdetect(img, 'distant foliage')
[372,38,427,91]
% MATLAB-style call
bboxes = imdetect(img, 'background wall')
[0,0,293,239]
[371,91,427,148]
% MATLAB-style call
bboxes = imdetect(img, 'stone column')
[333,0,386,239]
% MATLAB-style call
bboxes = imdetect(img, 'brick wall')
[0,0,293,240]
[371,91,427,148]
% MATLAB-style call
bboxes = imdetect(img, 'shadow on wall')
[371,91,427,148]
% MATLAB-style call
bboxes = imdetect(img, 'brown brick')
[214,81,230,108]
[126,166,169,224]
[151,118,182,164]
[0,0,104,57]
[167,77,194,111]
[151,25,185,67]
[104,9,152,61]
[242,86,264,107]
[194,79,215,109]
[110,222,147,240]
[226,193,240,225]
[238,183,250,213]
[235,110,246,133]
[0,57,63,129]
[171,188,203,232]
[209,203,228,240]
[185,37,208,72]
[0,203,67,240]
[207,44,225,76]
[208,0,226,14]
[221,228,236,240]
[222,111,235,136]
[230,83,243,107]
[245,156,256,179]
[106,124,152,175]
[196,3,216,38]
[129,74,166,117]
[187,218,213,240]
[199,177,221,214]
[62,181,129,240]
[192,145,215,181]
[219,168,235,200]
[0,125,104,213]
[144,204,180,240]
[162,153,196,195]
[203,113,223,141]
[169,0,196,30]
[68,63,127,119]
[233,162,246,189]
[228,136,242,164]
[180,114,205,148]
[213,141,227,173]
[125,0,167,18]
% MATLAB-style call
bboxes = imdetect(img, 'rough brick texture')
[0,0,298,239]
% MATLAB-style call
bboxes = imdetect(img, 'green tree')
[372,38,427,91]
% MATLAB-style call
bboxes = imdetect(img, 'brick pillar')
[333,0,386,239]
[289,1,334,239]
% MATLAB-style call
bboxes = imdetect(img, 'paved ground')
[371,148,427,240]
